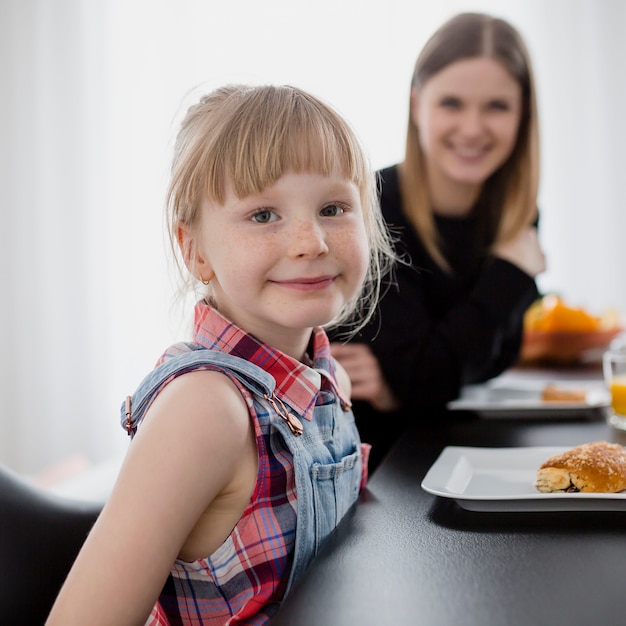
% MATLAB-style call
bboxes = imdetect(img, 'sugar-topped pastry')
[535,441,626,493]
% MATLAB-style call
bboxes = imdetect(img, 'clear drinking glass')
[603,349,626,430]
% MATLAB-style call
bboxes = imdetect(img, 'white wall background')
[1,0,625,474]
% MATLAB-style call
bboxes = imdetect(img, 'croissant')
[540,384,586,403]
[535,441,626,493]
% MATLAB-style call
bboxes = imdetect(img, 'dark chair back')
[0,464,102,625]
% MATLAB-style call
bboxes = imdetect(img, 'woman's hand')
[492,226,547,278]
[330,342,400,412]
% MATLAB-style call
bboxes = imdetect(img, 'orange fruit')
[524,295,600,333]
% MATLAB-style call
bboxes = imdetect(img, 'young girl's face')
[188,171,369,357]
[412,57,522,197]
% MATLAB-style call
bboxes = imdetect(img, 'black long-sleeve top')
[330,165,540,468]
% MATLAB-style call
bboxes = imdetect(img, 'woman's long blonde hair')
[401,12,540,271]
[166,84,396,332]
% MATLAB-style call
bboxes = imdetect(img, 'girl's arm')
[46,370,252,626]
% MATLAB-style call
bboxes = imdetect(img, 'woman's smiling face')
[412,56,523,200]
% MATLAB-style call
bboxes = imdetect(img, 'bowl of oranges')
[520,294,623,364]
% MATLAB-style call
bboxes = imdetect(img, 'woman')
[330,12,546,470]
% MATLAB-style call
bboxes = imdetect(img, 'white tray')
[447,378,609,419]
[421,446,626,512]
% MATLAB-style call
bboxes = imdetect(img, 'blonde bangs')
[205,87,369,202]
[169,85,371,230]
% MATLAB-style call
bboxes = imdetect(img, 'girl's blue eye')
[251,209,277,224]
[320,204,345,217]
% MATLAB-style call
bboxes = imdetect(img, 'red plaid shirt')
[144,301,352,625]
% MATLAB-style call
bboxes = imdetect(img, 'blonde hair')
[401,12,540,270]
[167,84,396,332]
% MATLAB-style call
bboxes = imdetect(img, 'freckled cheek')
[209,229,275,265]
[205,232,267,289]
[333,228,369,281]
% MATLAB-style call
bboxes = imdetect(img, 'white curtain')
[2,0,625,475]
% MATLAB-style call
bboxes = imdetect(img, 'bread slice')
[540,384,586,403]
[535,441,626,493]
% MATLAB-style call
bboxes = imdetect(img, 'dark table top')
[270,411,626,626]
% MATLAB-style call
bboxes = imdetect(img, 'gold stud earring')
[200,276,210,285]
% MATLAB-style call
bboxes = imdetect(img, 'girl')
[47,84,395,624]
[330,12,547,470]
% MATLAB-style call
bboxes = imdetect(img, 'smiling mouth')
[452,145,489,159]
[272,276,336,291]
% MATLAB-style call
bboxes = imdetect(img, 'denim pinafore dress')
[121,345,366,615]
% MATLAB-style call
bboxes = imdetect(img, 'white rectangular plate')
[421,446,626,512]
[447,378,609,419]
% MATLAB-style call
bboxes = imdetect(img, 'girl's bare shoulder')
[119,368,254,506]
[142,368,251,449]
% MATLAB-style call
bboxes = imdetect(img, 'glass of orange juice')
[603,350,626,429]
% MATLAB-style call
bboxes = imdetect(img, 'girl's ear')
[176,222,214,283]
[176,221,194,269]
